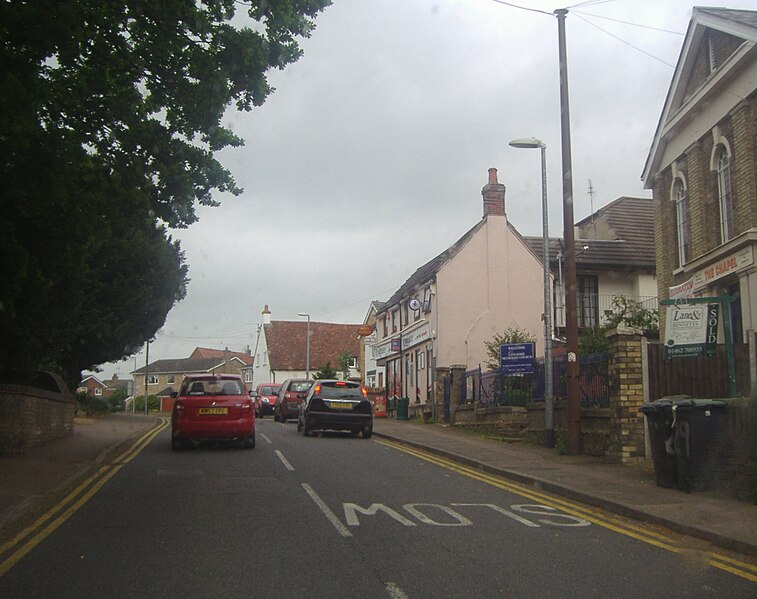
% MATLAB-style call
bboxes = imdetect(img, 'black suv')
[297,380,373,438]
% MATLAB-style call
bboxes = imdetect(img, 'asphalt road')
[1,418,754,598]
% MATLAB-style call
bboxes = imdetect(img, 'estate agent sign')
[664,303,719,358]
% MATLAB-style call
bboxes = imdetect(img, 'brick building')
[643,7,757,343]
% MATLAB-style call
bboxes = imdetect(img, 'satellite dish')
[408,299,421,311]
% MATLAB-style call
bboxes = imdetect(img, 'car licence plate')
[327,401,353,410]
[198,407,228,415]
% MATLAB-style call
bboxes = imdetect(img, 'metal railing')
[464,351,610,409]
[554,293,658,329]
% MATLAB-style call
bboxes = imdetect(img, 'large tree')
[0,0,330,386]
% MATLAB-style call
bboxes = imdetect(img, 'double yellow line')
[0,417,169,577]
[378,439,757,583]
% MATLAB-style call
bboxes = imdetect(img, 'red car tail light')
[361,387,368,397]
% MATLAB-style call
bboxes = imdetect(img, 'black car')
[297,380,373,438]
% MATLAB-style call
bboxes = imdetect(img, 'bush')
[86,398,111,415]
[133,395,160,412]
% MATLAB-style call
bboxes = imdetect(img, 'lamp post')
[297,312,311,378]
[509,137,554,449]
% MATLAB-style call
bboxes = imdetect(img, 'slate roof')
[133,357,225,375]
[698,8,757,29]
[265,321,362,371]
[190,346,253,366]
[523,197,656,269]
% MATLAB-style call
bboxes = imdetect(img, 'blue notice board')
[499,342,535,374]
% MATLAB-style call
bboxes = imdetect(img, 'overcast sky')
[93,0,755,381]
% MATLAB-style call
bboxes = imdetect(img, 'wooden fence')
[647,342,753,400]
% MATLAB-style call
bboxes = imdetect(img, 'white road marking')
[302,483,352,538]
[452,503,540,527]
[402,503,472,526]
[343,503,416,527]
[385,582,410,599]
[274,450,294,471]
[260,433,272,444]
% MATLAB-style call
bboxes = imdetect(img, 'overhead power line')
[572,12,676,67]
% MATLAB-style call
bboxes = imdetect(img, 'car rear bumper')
[305,411,372,431]
[172,417,254,441]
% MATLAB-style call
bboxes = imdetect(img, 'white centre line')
[301,483,352,538]
[274,450,294,471]
[261,433,272,444]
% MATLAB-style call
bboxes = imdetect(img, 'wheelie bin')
[672,399,728,492]
[640,398,679,488]
[396,396,410,421]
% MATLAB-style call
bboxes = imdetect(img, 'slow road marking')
[376,439,757,583]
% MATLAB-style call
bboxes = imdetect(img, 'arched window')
[673,179,690,266]
[716,147,734,243]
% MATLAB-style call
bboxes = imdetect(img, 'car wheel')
[171,437,186,450]
[362,424,373,439]
[302,418,314,437]
[273,412,279,422]
[243,433,256,449]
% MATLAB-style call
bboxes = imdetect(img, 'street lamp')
[509,137,554,448]
[297,312,311,378]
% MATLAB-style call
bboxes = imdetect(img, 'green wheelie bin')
[396,396,410,421]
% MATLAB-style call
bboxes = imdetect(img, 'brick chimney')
[482,167,506,218]
[262,304,271,325]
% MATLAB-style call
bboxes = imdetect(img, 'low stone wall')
[456,400,611,456]
[0,373,75,455]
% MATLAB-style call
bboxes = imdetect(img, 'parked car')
[297,379,373,438]
[274,378,314,422]
[253,383,281,418]
[170,374,255,450]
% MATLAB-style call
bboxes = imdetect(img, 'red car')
[171,374,255,450]
[273,378,314,422]
[253,383,281,418]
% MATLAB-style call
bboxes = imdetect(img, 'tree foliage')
[579,295,660,355]
[484,327,537,371]
[0,1,330,387]
[314,362,337,380]
[337,351,353,380]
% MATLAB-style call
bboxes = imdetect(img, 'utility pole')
[143,340,150,415]
[555,8,581,455]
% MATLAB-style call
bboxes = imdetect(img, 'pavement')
[0,412,755,558]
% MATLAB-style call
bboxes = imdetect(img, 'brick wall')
[606,329,646,464]
[0,383,75,455]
